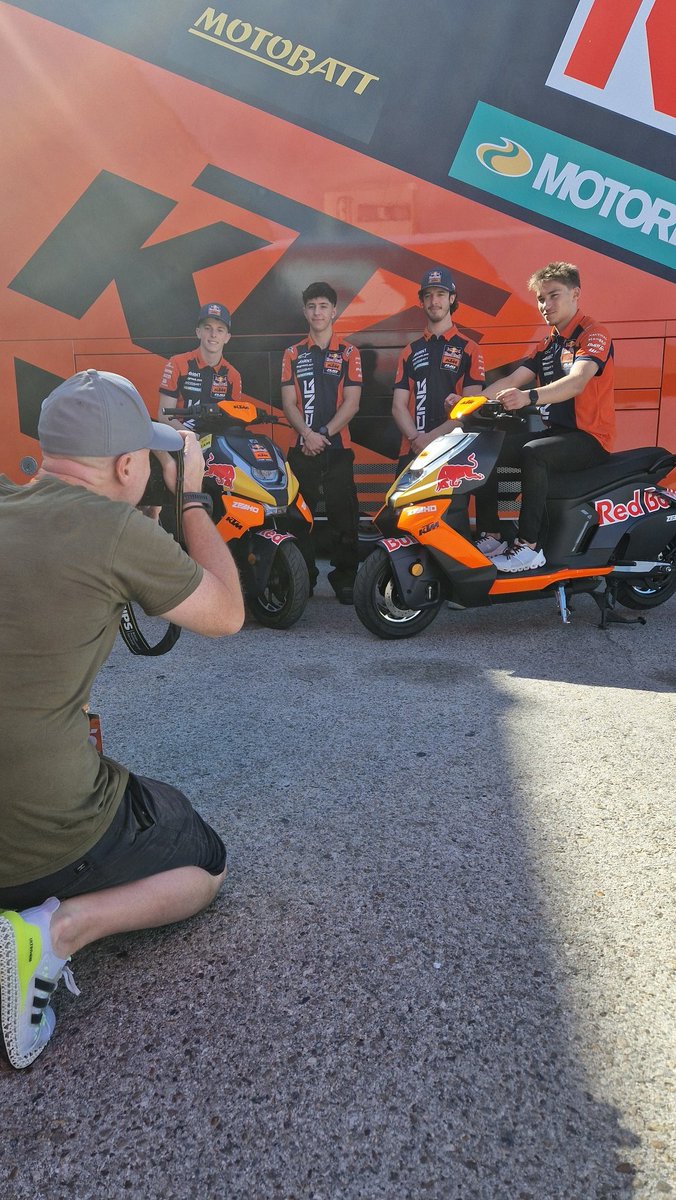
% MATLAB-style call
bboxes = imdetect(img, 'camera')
[139,450,183,507]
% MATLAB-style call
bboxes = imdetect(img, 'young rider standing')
[281,282,362,604]
[391,267,485,474]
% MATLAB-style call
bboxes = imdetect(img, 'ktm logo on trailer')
[547,0,674,134]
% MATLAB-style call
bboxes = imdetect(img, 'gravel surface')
[2,570,674,1200]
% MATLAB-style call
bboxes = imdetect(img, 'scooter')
[353,395,676,638]
[163,399,313,629]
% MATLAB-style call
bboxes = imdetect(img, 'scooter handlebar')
[161,403,287,426]
[447,395,539,422]
[448,394,493,420]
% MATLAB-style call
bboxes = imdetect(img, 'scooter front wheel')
[248,540,310,629]
[354,547,442,639]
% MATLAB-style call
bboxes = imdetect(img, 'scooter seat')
[547,447,674,499]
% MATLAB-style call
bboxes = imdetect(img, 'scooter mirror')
[448,394,488,420]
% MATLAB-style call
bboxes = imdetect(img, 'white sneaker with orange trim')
[493,540,546,573]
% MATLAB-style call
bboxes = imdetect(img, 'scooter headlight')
[395,468,424,490]
[251,467,282,484]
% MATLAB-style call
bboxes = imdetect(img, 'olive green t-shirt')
[0,475,203,886]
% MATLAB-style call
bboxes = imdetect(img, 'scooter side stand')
[555,584,572,625]
[592,584,647,630]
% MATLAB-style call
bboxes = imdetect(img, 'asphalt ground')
[2,567,674,1200]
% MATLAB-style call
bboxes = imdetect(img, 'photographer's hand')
[158,430,205,494]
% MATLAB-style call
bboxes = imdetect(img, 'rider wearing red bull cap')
[392,268,485,474]
[158,302,242,431]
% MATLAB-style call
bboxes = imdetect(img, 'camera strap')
[119,451,185,656]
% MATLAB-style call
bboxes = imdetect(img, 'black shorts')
[0,774,226,911]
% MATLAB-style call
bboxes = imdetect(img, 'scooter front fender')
[377,537,442,609]
[238,529,295,595]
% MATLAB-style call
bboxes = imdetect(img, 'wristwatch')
[182,491,213,515]
[528,388,539,405]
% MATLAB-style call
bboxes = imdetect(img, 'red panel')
[614,389,660,410]
[564,0,643,89]
[613,338,664,390]
[657,340,676,453]
[616,408,658,450]
[646,0,676,119]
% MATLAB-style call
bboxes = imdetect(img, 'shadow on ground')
[3,583,671,1199]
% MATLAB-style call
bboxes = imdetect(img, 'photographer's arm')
[160,509,244,636]
[156,432,245,636]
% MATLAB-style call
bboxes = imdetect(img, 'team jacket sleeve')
[159,357,180,397]
[575,323,612,371]
[344,345,363,384]
[393,346,412,391]
[280,347,294,387]
[229,365,243,401]
[463,342,486,389]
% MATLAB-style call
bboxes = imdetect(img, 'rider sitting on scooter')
[473,261,615,572]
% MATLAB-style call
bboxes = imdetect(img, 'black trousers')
[288,447,359,584]
[474,429,609,546]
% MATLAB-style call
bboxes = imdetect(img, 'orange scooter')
[353,395,676,638]
[163,399,313,628]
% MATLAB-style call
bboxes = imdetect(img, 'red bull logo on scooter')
[258,529,291,545]
[595,487,671,526]
[204,453,236,489]
[435,453,485,492]
[382,535,415,553]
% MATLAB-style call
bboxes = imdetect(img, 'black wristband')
[528,388,539,405]
[182,491,213,515]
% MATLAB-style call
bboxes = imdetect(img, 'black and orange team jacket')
[522,312,616,452]
[394,326,485,453]
[281,334,362,448]
[159,350,242,427]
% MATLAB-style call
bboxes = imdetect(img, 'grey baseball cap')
[38,369,183,457]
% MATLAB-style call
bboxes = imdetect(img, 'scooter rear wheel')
[354,547,442,639]
[248,540,310,629]
[616,535,676,609]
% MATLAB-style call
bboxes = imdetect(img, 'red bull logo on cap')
[435,453,485,492]
[204,452,235,490]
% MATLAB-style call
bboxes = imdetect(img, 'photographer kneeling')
[0,369,244,1069]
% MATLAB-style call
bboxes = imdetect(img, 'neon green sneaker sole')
[0,895,78,1069]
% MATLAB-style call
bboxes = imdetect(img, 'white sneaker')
[475,532,508,557]
[493,540,546,573]
[0,897,79,1069]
